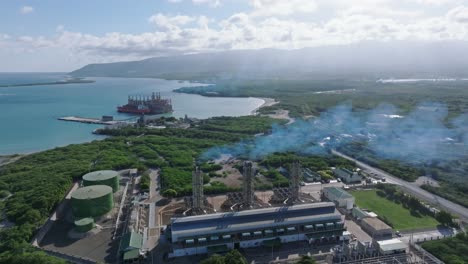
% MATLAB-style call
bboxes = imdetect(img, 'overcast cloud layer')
[2,0,468,71]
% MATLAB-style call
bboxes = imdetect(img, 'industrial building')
[303,168,321,183]
[375,238,407,255]
[333,168,362,184]
[166,202,345,257]
[120,231,144,263]
[82,170,120,192]
[360,217,393,240]
[71,185,114,218]
[352,207,378,220]
[323,187,355,209]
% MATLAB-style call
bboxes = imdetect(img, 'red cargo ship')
[117,92,173,115]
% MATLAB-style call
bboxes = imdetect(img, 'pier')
[58,116,133,125]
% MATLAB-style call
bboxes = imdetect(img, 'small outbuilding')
[120,231,143,252]
[323,187,355,209]
[360,217,393,240]
[376,238,407,255]
[334,168,362,184]
[303,168,322,183]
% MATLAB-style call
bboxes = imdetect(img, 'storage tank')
[71,185,113,218]
[83,170,119,192]
[74,217,95,233]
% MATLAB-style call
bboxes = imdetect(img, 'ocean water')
[0,73,264,155]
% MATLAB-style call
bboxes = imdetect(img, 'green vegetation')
[200,249,247,264]
[162,188,177,198]
[351,189,440,230]
[0,190,9,199]
[0,115,356,262]
[176,79,468,118]
[260,152,354,171]
[140,172,150,191]
[0,251,66,264]
[338,142,423,182]
[422,233,468,264]
[0,116,285,262]
[340,142,468,208]
[177,79,468,207]
[257,152,355,187]
[296,255,317,264]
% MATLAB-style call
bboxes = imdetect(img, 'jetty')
[58,116,134,125]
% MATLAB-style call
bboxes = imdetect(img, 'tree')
[435,211,453,226]
[200,250,247,264]
[0,251,66,264]
[296,255,316,264]
[0,190,9,199]
[201,254,225,264]
[162,189,177,198]
[225,250,247,264]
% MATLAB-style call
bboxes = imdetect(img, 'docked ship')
[117,92,173,115]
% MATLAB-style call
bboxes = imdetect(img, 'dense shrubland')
[422,233,468,264]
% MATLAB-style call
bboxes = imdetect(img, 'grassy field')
[351,190,439,231]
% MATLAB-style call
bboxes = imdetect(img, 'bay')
[0,73,264,155]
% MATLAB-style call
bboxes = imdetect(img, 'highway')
[332,150,468,222]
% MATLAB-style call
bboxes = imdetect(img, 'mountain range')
[70,41,468,80]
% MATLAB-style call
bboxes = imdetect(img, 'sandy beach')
[251,97,278,114]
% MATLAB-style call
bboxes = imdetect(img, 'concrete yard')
[40,215,118,263]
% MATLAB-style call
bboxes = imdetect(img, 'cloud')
[249,0,317,17]
[2,2,468,68]
[192,0,221,7]
[20,6,34,14]
[447,5,468,23]
[148,13,196,30]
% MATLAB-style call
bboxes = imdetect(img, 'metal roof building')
[167,202,345,257]
[323,187,355,209]
[361,217,393,240]
[120,231,143,263]
[376,238,407,255]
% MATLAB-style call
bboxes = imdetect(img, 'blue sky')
[1,0,468,71]
[0,1,248,36]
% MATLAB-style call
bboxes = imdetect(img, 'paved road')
[332,150,468,221]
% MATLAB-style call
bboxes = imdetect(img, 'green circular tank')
[74,217,95,233]
[83,170,119,192]
[71,185,113,218]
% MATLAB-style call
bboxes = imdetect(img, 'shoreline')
[251,97,278,115]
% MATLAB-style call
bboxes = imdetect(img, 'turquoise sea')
[0,73,263,155]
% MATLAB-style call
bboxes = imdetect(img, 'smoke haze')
[201,102,468,164]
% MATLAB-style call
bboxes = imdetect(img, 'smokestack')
[242,161,255,206]
[289,161,301,202]
[192,166,204,210]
